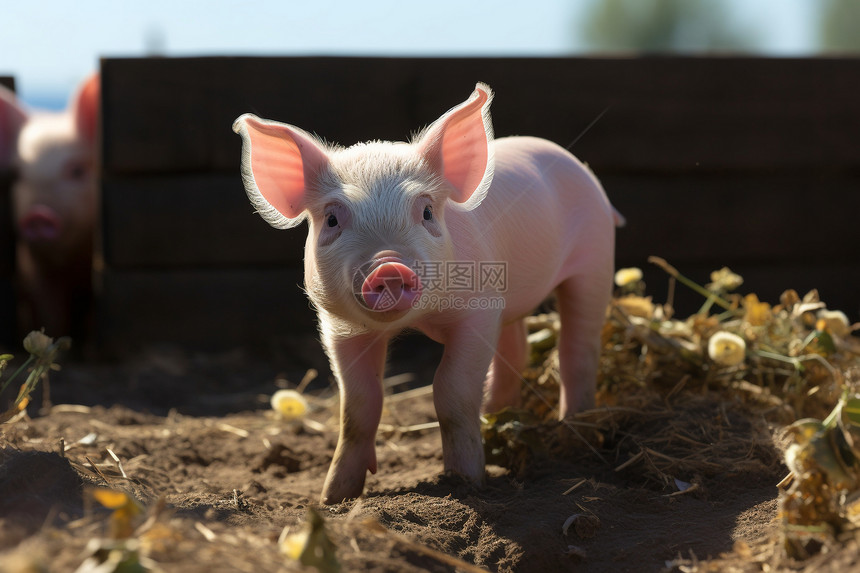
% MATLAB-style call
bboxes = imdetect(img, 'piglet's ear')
[233,114,329,229]
[416,82,494,211]
[72,73,99,144]
[0,85,27,168]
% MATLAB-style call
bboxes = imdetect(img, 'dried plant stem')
[754,350,840,394]
[0,355,34,395]
[362,518,491,573]
[648,256,733,311]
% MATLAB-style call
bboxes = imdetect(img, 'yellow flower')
[707,331,746,366]
[278,508,339,570]
[91,488,143,539]
[743,293,771,327]
[280,528,308,560]
[614,267,643,287]
[270,390,308,420]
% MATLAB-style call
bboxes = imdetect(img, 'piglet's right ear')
[233,114,329,229]
[72,73,100,144]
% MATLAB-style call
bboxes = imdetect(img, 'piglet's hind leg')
[482,318,527,414]
[555,274,611,418]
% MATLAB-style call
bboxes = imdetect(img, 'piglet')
[0,74,99,340]
[233,83,620,504]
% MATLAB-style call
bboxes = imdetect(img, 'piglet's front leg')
[320,331,388,504]
[432,315,500,485]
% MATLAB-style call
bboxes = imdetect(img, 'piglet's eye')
[326,213,338,227]
[423,206,433,221]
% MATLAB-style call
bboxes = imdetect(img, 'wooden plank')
[101,57,860,175]
[0,77,17,277]
[609,172,860,265]
[0,278,15,349]
[101,57,416,176]
[96,261,859,354]
[0,77,17,347]
[96,268,317,353]
[101,171,860,269]
[95,59,860,351]
[101,174,305,268]
[0,173,14,276]
[0,175,16,347]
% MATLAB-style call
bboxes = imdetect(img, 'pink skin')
[0,75,99,337]
[234,83,619,504]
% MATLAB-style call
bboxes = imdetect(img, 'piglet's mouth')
[19,206,62,242]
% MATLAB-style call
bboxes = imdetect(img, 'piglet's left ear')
[0,85,27,168]
[72,74,99,144]
[416,83,494,211]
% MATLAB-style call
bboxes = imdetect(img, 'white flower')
[707,267,744,292]
[270,389,308,420]
[614,267,643,287]
[817,310,851,337]
[707,331,746,366]
[615,295,655,319]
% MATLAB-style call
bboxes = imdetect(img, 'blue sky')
[0,0,821,109]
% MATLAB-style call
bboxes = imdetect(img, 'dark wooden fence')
[0,76,17,348]
[93,57,860,352]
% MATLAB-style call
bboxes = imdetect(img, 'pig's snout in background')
[18,204,62,242]
[355,252,422,316]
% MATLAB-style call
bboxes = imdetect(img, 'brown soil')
[0,335,844,572]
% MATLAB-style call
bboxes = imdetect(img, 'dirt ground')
[0,320,854,573]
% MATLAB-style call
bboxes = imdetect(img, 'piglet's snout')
[361,260,422,312]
